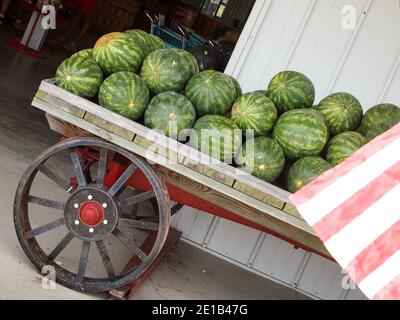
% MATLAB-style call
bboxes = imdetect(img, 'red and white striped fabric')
[290,123,400,300]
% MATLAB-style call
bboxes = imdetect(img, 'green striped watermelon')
[317,92,363,136]
[124,29,153,56]
[273,108,329,159]
[255,90,268,96]
[231,92,278,136]
[55,56,103,99]
[148,34,166,51]
[185,70,236,116]
[361,103,400,140]
[227,75,242,99]
[70,48,93,60]
[326,131,367,166]
[93,32,145,74]
[170,48,199,78]
[267,71,315,114]
[287,156,332,193]
[190,115,241,162]
[237,137,285,183]
[98,71,149,120]
[144,91,196,137]
[140,49,191,95]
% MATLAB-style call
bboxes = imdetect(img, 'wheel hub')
[64,187,119,241]
[79,201,105,226]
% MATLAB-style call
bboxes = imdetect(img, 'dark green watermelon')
[267,71,315,114]
[361,103,400,140]
[231,92,278,136]
[148,34,166,51]
[237,137,285,183]
[56,56,103,99]
[70,48,94,60]
[99,71,149,120]
[273,108,329,159]
[144,91,196,137]
[140,49,191,95]
[93,32,145,74]
[317,92,363,136]
[326,131,367,166]
[255,90,268,96]
[170,48,199,78]
[124,29,153,56]
[226,75,242,99]
[287,156,332,193]
[185,70,236,116]
[190,115,241,162]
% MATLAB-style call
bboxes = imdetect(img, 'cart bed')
[32,79,330,257]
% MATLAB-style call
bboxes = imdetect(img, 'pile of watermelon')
[55,30,400,194]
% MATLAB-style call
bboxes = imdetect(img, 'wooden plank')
[35,89,86,118]
[283,203,303,220]
[32,97,314,237]
[39,79,293,205]
[46,114,92,137]
[155,165,330,257]
[233,181,285,210]
[133,135,178,163]
[84,112,135,141]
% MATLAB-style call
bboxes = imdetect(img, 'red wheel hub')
[79,201,105,226]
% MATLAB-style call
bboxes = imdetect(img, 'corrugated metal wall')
[173,0,400,300]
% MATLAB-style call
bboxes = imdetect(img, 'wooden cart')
[14,79,332,292]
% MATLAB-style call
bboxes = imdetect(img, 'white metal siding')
[175,0,399,300]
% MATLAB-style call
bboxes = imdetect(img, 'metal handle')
[144,10,159,24]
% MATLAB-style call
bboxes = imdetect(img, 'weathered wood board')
[32,79,329,258]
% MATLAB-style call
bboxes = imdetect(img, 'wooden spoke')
[38,164,69,191]
[119,218,159,231]
[97,148,108,187]
[108,164,137,197]
[112,228,147,261]
[76,241,91,284]
[26,195,64,210]
[120,190,155,208]
[25,217,65,239]
[47,233,74,263]
[96,240,115,278]
[70,148,86,188]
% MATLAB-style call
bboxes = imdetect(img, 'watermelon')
[93,32,145,74]
[273,108,329,159]
[267,71,315,114]
[144,91,196,137]
[231,92,278,136]
[98,71,149,120]
[190,115,241,162]
[317,92,363,136]
[287,156,332,193]
[255,90,268,96]
[148,34,166,51]
[361,103,400,140]
[170,48,199,78]
[237,137,285,183]
[227,75,242,98]
[326,131,367,166]
[55,56,103,99]
[185,70,236,116]
[70,48,93,60]
[124,29,153,56]
[140,49,191,95]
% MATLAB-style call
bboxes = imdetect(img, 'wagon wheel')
[14,137,171,292]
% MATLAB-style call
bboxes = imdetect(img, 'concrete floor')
[0,26,308,300]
